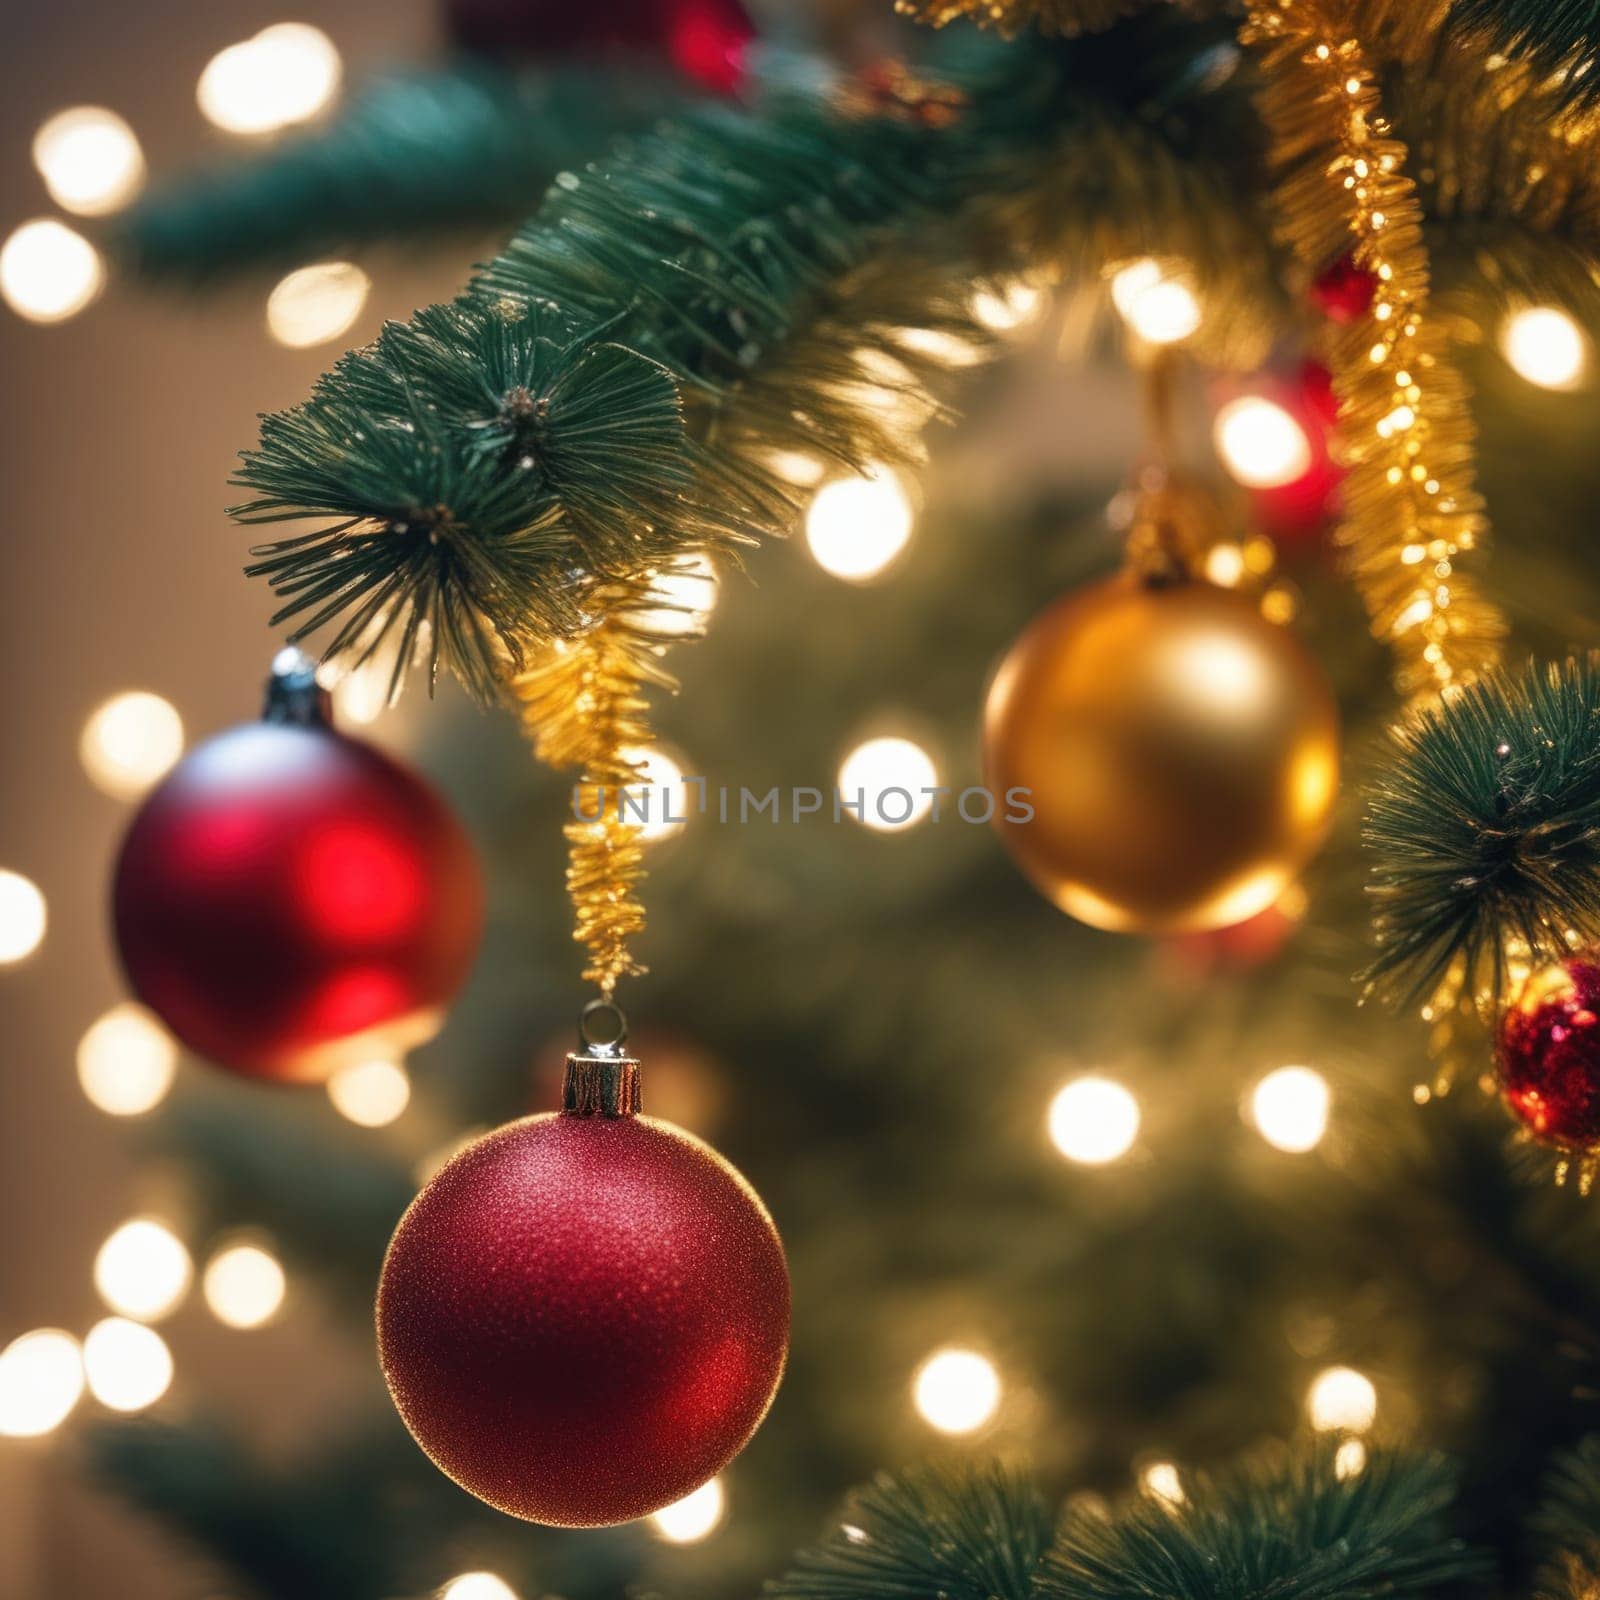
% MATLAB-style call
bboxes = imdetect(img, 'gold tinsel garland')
[1241,0,1506,701]
[892,0,1145,34]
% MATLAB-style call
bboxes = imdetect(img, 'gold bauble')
[982,573,1340,934]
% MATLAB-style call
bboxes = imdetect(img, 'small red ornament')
[1309,255,1377,324]
[1497,954,1600,1151]
[444,0,755,93]
[112,652,482,1084]
[378,1022,788,1526]
[1252,361,1344,540]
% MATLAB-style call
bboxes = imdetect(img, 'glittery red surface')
[112,720,482,1083]
[1498,957,1600,1150]
[377,1112,789,1527]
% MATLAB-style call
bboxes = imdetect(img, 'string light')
[805,469,915,582]
[94,1220,192,1322]
[836,737,939,832]
[912,1347,1002,1435]
[203,1242,288,1330]
[80,690,184,799]
[440,1576,518,1600]
[971,279,1044,333]
[651,1477,727,1543]
[0,1329,83,1437]
[327,1058,411,1128]
[0,219,104,324]
[1335,1438,1368,1479]
[1500,306,1589,391]
[32,107,145,216]
[1307,1365,1377,1433]
[1248,1065,1331,1153]
[1140,1461,1186,1505]
[77,1004,177,1116]
[1213,396,1313,488]
[0,870,47,964]
[620,745,692,843]
[197,23,342,135]
[266,261,370,348]
[82,1318,173,1413]
[632,552,720,638]
[1109,258,1201,345]
[1204,543,1247,587]
[1047,1075,1140,1165]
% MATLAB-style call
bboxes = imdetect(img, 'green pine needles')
[1365,657,1600,1008]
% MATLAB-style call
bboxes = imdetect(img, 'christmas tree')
[9,0,1600,1597]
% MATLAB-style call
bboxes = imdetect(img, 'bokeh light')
[1047,1076,1140,1165]
[912,1347,1001,1435]
[94,1219,193,1322]
[266,261,370,348]
[620,745,692,843]
[80,690,184,799]
[0,219,104,323]
[327,1058,411,1128]
[836,736,939,833]
[971,279,1044,333]
[1140,1461,1186,1505]
[1500,305,1589,391]
[805,469,915,582]
[198,23,342,135]
[1249,1065,1331,1153]
[0,1329,83,1437]
[651,1477,727,1543]
[1335,1438,1368,1479]
[1307,1365,1377,1433]
[1213,396,1313,488]
[82,1318,173,1413]
[78,1004,178,1116]
[440,1576,518,1600]
[32,107,145,215]
[633,551,720,638]
[0,870,47,964]
[203,1242,288,1330]
[1110,258,1201,345]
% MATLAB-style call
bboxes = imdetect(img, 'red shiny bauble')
[1227,361,1344,542]
[1498,955,1600,1150]
[113,712,482,1084]
[377,1109,789,1526]
[445,0,754,93]
[1308,255,1377,323]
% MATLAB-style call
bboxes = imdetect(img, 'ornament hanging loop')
[579,996,630,1055]
[564,998,641,1118]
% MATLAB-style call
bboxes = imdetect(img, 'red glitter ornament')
[377,1029,788,1526]
[112,653,482,1084]
[1497,954,1600,1151]
[1309,254,1377,323]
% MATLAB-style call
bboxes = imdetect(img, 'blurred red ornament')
[1497,954,1600,1151]
[112,654,482,1084]
[378,1038,788,1526]
[1309,255,1377,323]
[1218,361,1344,543]
[444,0,755,93]
[1161,897,1302,978]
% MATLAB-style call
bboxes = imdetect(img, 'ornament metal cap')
[264,646,332,727]
[563,999,641,1118]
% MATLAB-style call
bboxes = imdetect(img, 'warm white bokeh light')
[1110,258,1201,345]
[327,1058,411,1128]
[0,870,47,964]
[82,1318,173,1413]
[32,107,145,215]
[971,280,1044,333]
[1501,305,1589,391]
[1213,396,1313,488]
[1335,1438,1368,1480]
[1308,1365,1377,1433]
[651,1477,727,1543]
[805,469,915,582]
[203,1243,288,1330]
[621,745,692,843]
[0,1330,84,1437]
[1140,1461,1186,1505]
[94,1219,193,1322]
[633,551,720,638]
[78,1004,178,1117]
[0,219,104,323]
[912,1348,1002,1435]
[836,736,938,832]
[266,261,370,348]
[1047,1076,1141,1166]
[440,1576,518,1600]
[1249,1065,1331,1153]
[80,690,184,799]
[198,23,342,135]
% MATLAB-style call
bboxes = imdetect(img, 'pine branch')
[1038,1447,1482,1600]
[1448,0,1600,110]
[114,65,681,283]
[1534,1441,1600,1600]
[767,1463,1055,1600]
[1364,656,1600,1009]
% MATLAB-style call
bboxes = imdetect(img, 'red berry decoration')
[1497,954,1600,1152]
[378,1023,789,1527]
[1309,254,1377,323]
[113,652,483,1084]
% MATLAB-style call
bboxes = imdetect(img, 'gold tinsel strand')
[893,0,1148,35]
[1241,0,1506,702]
[510,605,677,996]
